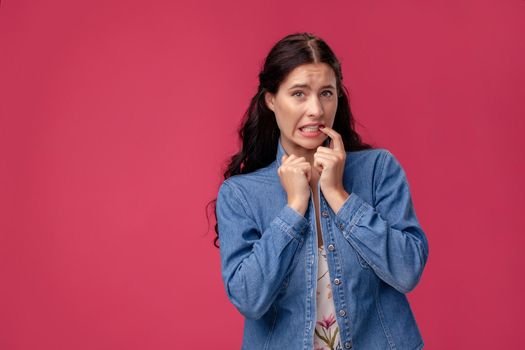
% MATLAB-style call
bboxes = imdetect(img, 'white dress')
[314,244,343,350]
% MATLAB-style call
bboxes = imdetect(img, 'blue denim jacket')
[216,138,429,349]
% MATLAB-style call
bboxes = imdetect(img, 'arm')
[216,180,309,319]
[333,150,429,294]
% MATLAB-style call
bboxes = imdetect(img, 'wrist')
[288,200,308,216]
[325,189,349,215]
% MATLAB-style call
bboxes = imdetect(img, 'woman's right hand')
[278,154,311,216]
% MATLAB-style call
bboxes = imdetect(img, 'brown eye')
[292,91,304,97]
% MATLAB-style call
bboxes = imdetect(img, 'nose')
[306,95,324,117]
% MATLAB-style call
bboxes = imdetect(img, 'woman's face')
[265,62,338,156]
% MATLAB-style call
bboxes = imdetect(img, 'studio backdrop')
[1,0,524,349]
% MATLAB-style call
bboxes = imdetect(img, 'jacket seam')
[224,180,257,226]
[413,341,425,349]
[400,178,427,285]
[275,216,304,243]
[374,149,390,205]
[263,304,278,350]
[375,283,397,350]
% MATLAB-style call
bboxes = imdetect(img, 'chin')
[296,138,325,149]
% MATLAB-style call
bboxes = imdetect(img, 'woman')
[212,32,429,349]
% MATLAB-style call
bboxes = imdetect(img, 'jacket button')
[327,244,335,251]
[338,223,344,230]
[334,278,341,285]
[321,211,329,217]
[339,309,346,317]
[344,340,352,348]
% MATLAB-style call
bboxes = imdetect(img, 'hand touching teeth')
[279,125,350,215]
[315,126,350,213]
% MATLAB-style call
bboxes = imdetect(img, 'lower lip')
[299,128,322,137]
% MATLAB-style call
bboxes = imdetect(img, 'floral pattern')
[314,245,343,350]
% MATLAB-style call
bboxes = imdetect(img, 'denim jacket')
[216,138,429,349]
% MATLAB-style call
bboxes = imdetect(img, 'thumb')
[282,154,288,163]
[314,158,324,173]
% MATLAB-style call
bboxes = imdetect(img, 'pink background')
[1,0,524,348]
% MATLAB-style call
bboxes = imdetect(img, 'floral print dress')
[314,244,343,350]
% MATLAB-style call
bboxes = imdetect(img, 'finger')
[282,154,298,164]
[298,162,311,174]
[313,157,325,173]
[288,163,311,181]
[314,153,336,170]
[315,146,333,154]
[319,126,344,152]
[305,164,311,182]
[315,153,338,162]
[286,157,307,166]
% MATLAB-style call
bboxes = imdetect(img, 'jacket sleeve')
[216,180,309,319]
[334,150,429,294]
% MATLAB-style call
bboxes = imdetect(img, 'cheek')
[327,98,337,110]
[276,105,301,128]
[278,116,295,132]
[328,101,338,118]
[274,113,291,133]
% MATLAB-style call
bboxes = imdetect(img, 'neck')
[281,141,316,166]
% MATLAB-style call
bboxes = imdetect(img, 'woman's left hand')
[314,126,350,212]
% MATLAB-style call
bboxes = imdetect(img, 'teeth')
[301,126,319,131]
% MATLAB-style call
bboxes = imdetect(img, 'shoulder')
[216,177,253,218]
[221,162,279,191]
[218,162,279,205]
[353,148,410,196]
[346,147,403,172]
[346,147,387,162]
[344,147,390,177]
[342,147,408,196]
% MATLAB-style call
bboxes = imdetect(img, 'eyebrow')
[288,83,336,90]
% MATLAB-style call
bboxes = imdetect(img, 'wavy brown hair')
[207,32,374,248]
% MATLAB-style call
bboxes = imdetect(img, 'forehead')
[281,63,336,87]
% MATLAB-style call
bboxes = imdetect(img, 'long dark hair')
[207,32,374,248]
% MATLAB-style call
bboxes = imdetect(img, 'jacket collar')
[275,137,288,167]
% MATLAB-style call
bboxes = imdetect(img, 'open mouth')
[299,124,324,132]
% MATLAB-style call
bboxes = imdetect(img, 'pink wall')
[1,0,524,348]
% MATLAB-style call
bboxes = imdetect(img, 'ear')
[264,92,275,112]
